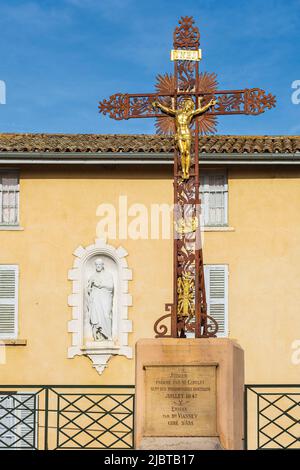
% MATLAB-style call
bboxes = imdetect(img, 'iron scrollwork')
[98,16,276,339]
[173,16,200,49]
[98,93,129,120]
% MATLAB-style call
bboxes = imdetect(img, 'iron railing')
[2,383,299,450]
[244,385,300,450]
[0,385,135,450]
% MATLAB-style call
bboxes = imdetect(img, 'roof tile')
[0,133,299,155]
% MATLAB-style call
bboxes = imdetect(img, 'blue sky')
[0,0,299,135]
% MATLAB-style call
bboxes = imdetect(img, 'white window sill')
[0,339,27,346]
[0,226,24,231]
[203,226,235,232]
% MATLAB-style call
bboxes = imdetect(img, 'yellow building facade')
[0,133,300,449]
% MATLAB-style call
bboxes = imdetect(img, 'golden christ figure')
[152,97,216,179]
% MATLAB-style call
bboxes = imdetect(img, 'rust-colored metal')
[98,88,276,121]
[98,16,276,339]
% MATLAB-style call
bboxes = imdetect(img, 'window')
[0,172,19,226]
[204,265,228,337]
[0,393,37,449]
[200,170,228,226]
[0,265,18,339]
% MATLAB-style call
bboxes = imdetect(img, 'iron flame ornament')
[98,16,276,339]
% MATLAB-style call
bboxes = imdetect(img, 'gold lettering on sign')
[144,365,217,437]
[170,49,202,61]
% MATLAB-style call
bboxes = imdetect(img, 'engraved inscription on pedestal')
[144,364,217,437]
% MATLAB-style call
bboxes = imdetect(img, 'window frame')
[0,170,20,227]
[200,168,228,227]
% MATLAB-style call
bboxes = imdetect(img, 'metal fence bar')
[246,384,300,388]
[256,391,260,449]
[56,393,60,450]
[44,387,49,450]
[0,385,135,388]
[244,386,248,450]
[0,385,135,450]
[244,384,300,450]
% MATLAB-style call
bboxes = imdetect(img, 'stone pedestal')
[135,338,244,450]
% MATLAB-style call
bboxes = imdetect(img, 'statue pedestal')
[135,338,244,450]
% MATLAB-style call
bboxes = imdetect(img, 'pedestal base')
[139,437,223,450]
[135,338,244,450]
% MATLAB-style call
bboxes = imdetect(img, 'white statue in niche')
[86,258,114,341]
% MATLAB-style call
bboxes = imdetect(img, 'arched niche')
[68,238,133,375]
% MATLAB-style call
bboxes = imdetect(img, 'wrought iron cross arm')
[99,88,275,121]
[202,88,276,116]
[98,93,129,120]
[98,93,164,120]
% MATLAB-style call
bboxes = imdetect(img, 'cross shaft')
[98,16,276,338]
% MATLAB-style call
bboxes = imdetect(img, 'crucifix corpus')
[152,97,216,179]
[98,16,276,339]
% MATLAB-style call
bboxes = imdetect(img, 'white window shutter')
[204,265,228,337]
[0,265,18,339]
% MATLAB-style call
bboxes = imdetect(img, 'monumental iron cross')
[98,16,276,339]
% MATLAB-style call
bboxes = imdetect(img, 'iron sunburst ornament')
[154,72,219,135]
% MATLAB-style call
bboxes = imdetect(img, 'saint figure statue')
[152,97,216,179]
[87,258,114,341]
